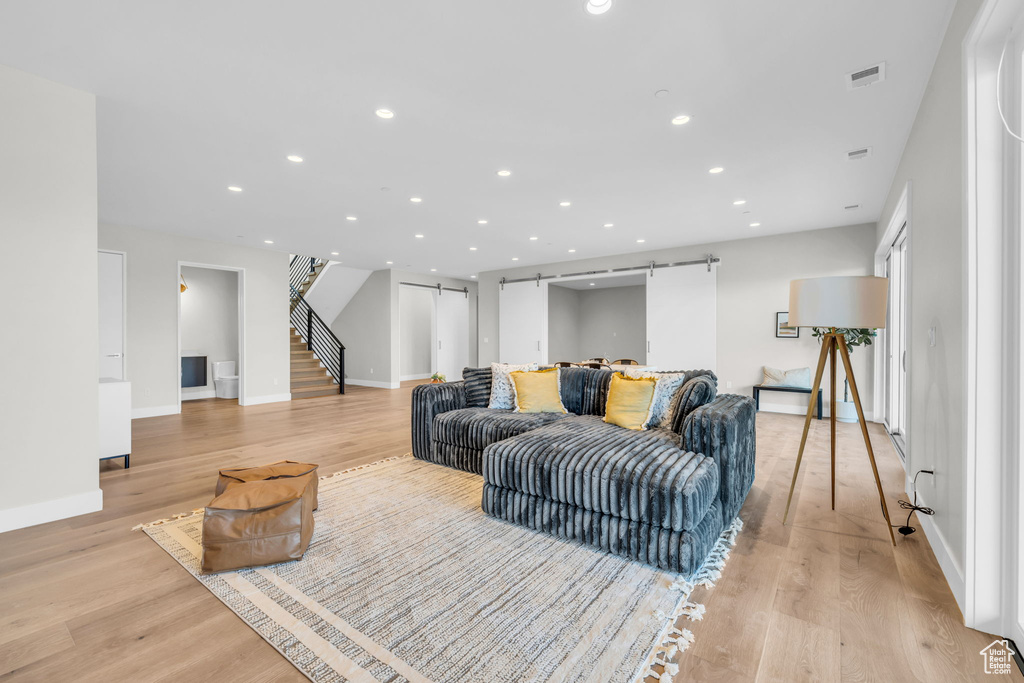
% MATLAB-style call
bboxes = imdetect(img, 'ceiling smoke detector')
[846,147,872,161]
[846,62,886,90]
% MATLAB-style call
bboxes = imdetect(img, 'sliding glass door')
[884,224,908,457]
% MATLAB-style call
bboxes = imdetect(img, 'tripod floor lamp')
[781,276,896,545]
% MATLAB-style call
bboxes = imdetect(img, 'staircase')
[290,327,340,398]
[289,255,346,399]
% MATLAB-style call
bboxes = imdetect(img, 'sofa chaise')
[411,366,755,574]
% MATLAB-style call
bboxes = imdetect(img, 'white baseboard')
[182,389,217,401]
[0,488,103,534]
[400,373,432,381]
[903,474,966,613]
[346,379,401,389]
[241,393,292,406]
[132,404,180,419]
[757,401,874,422]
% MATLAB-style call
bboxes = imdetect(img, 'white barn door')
[434,290,469,380]
[646,265,717,371]
[499,280,547,364]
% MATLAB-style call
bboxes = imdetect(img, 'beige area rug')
[139,456,741,683]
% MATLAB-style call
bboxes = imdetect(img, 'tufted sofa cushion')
[432,408,570,452]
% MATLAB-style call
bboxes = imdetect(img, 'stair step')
[291,365,328,376]
[291,358,323,369]
[291,349,315,357]
[291,375,333,388]
[291,384,339,399]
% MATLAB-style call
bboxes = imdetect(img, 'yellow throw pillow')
[510,368,567,414]
[604,372,657,430]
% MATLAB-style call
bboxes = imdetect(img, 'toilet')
[212,361,239,399]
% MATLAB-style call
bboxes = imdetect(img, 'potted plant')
[429,373,446,384]
[810,327,876,423]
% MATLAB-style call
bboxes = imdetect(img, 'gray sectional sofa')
[411,366,755,575]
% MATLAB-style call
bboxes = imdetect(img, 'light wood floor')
[0,383,1017,682]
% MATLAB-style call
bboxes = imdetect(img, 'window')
[884,224,908,457]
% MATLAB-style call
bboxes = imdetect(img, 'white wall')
[0,65,100,531]
[98,224,291,416]
[875,0,980,609]
[479,224,877,416]
[399,286,434,379]
[180,266,239,400]
[304,263,371,329]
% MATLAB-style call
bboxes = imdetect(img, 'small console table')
[752,384,822,420]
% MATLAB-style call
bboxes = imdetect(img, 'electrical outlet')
[144,387,151,397]
[928,327,936,347]
[484,337,489,343]
[273,378,278,386]
[726,381,733,389]
[370,368,374,374]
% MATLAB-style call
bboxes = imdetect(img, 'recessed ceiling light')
[584,0,612,15]
[286,155,303,163]
[410,197,422,203]
[497,169,512,177]
[346,216,357,221]
[386,260,393,264]
[469,247,478,251]
[415,234,424,238]
[589,282,596,286]
[709,167,724,174]
[671,115,691,125]
[331,251,339,256]
[228,186,243,192]
[470,275,477,279]
[478,219,488,225]
[264,240,274,244]
[512,257,519,261]
[733,199,746,206]
[654,89,670,98]
[529,236,538,241]
[603,223,614,228]
[568,249,576,253]
[750,222,761,227]
[559,201,571,207]
[430,268,437,272]
[636,239,646,243]
[375,109,394,119]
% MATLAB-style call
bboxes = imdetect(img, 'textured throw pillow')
[604,373,658,430]
[623,369,689,429]
[762,366,812,388]
[488,362,539,409]
[462,367,492,408]
[510,368,567,414]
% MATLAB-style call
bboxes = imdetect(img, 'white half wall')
[0,65,101,531]
[304,263,371,328]
[98,224,291,414]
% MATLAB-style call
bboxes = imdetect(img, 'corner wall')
[98,224,291,415]
[479,224,877,416]
[0,65,100,531]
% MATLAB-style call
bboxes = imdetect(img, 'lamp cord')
[890,470,935,536]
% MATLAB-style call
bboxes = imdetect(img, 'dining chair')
[553,361,573,368]
[612,359,639,366]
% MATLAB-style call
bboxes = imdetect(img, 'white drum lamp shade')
[789,276,888,329]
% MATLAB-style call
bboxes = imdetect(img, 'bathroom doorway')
[177,263,244,409]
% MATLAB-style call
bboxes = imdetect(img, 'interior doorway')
[548,274,647,365]
[399,284,469,382]
[98,250,126,380]
[177,263,244,407]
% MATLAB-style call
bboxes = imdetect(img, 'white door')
[434,290,469,380]
[98,251,125,380]
[499,280,547,364]
[646,265,717,371]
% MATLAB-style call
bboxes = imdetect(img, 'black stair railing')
[290,255,323,293]
[290,285,345,394]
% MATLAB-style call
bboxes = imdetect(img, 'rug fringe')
[132,508,204,531]
[132,454,413,531]
[318,453,411,481]
[634,516,744,683]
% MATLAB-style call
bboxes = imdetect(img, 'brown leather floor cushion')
[201,473,315,574]
[215,461,319,510]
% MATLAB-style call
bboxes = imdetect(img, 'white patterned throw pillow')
[488,362,539,410]
[762,366,812,388]
[624,369,689,429]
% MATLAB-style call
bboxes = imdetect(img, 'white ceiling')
[0,1,954,280]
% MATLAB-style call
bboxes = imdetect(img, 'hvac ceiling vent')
[846,62,886,90]
[844,204,862,211]
[847,147,872,161]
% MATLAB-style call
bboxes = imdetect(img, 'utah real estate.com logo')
[980,639,1015,675]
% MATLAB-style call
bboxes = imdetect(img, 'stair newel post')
[306,308,313,351]
[339,346,345,394]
